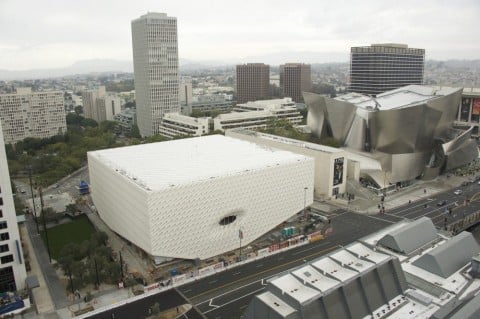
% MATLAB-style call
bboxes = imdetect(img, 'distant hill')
[2,56,479,81]
[0,59,134,80]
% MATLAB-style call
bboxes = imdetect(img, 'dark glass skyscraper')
[349,43,425,95]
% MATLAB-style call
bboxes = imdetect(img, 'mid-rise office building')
[82,87,121,123]
[131,12,180,137]
[179,77,193,116]
[280,63,312,103]
[0,121,27,292]
[82,86,106,120]
[236,63,270,103]
[349,43,425,95]
[0,88,66,144]
[95,93,122,122]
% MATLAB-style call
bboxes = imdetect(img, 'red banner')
[473,98,480,115]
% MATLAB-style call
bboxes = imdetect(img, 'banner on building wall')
[461,98,471,121]
[333,157,344,186]
[473,98,480,115]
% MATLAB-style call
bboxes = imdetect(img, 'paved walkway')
[331,174,466,214]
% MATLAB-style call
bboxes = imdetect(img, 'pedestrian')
[408,200,411,204]
[424,188,426,194]
[111,313,115,319]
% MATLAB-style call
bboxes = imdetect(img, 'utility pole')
[27,166,39,234]
[238,228,243,261]
[39,187,52,263]
[94,258,100,289]
[303,187,308,219]
[67,264,74,294]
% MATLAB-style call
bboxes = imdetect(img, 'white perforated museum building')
[88,135,314,261]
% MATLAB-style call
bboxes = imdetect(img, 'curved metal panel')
[443,126,473,155]
[445,139,479,170]
[305,85,476,184]
[304,92,327,138]
[427,88,463,139]
[369,105,441,154]
[324,97,356,141]
[391,152,429,181]
[344,114,367,150]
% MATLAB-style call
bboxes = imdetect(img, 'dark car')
[437,200,447,206]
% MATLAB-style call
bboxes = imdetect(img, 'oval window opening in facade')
[219,215,237,226]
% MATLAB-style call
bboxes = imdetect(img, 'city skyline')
[1,0,479,71]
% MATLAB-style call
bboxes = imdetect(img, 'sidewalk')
[332,174,466,214]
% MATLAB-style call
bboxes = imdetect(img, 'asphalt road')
[84,289,204,319]
[179,211,391,318]
[83,211,391,319]
[375,181,480,229]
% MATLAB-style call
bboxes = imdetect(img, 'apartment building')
[0,88,66,144]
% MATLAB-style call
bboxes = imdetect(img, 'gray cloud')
[0,0,479,70]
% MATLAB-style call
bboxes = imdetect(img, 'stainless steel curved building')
[305,85,479,188]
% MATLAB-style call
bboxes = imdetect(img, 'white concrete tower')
[0,121,27,292]
[131,12,180,137]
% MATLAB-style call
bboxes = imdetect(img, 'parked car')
[454,189,463,195]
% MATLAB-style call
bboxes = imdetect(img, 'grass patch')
[40,215,95,260]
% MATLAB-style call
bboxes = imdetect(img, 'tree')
[127,124,141,138]
[74,105,83,115]
[151,302,160,315]
[65,204,78,215]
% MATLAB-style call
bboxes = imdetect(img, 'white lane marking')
[202,288,266,314]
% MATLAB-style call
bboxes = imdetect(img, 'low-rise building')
[227,129,347,198]
[455,87,480,136]
[158,113,210,138]
[214,98,302,132]
[113,108,136,135]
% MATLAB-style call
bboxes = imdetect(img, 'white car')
[454,189,463,195]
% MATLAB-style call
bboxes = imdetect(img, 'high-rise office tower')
[280,63,312,103]
[236,63,270,104]
[131,12,180,137]
[0,121,27,292]
[349,43,425,95]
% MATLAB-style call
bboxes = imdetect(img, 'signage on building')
[333,157,344,186]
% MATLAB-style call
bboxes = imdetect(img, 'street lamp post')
[238,228,243,261]
[27,166,40,234]
[39,187,52,263]
[303,187,308,219]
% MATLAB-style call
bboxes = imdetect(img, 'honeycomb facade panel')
[88,135,314,260]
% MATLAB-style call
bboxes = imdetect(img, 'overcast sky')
[1,0,479,70]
